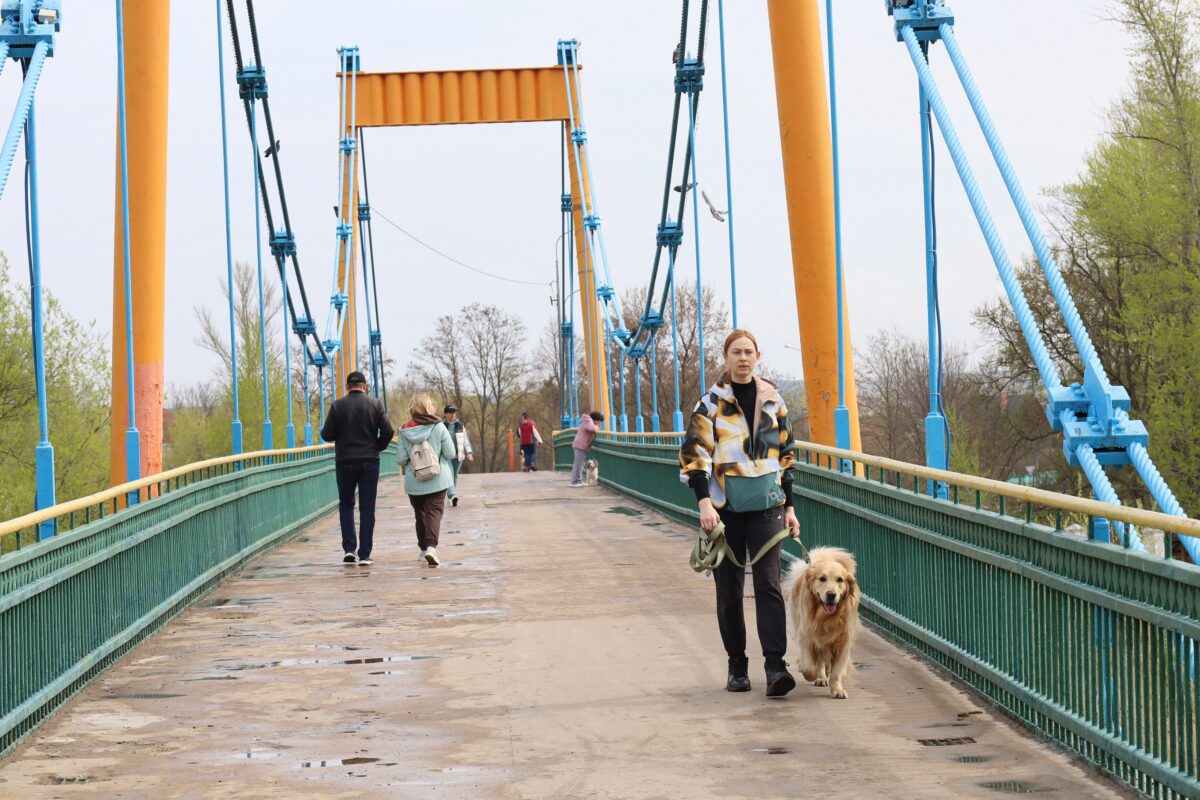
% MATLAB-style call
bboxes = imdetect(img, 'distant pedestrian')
[568,410,604,487]
[320,370,395,566]
[442,404,474,506]
[518,412,542,472]
[396,393,457,567]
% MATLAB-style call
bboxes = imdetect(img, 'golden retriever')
[783,547,860,699]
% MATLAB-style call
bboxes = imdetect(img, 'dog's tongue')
[822,602,838,615]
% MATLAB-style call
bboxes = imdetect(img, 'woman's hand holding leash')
[785,506,800,538]
[698,498,720,533]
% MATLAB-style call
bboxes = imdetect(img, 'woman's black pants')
[713,504,788,661]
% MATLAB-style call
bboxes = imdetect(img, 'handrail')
[796,441,1200,540]
[0,443,334,539]
[554,429,1200,540]
[553,428,682,441]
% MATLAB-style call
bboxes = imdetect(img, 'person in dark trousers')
[320,370,395,566]
[518,412,541,471]
[396,393,457,567]
[442,404,474,506]
[679,329,801,697]
[568,410,603,486]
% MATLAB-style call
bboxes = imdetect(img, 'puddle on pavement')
[300,757,379,768]
[105,693,183,700]
[201,597,274,608]
[606,506,643,516]
[43,775,92,785]
[310,644,365,651]
[219,655,437,671]
[749,747,790,755]
[958,755,992,763]
[243,749,281,761]
[978,781,1054,794]
[181,675,238,682]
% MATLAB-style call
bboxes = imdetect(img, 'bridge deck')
[0,473,1128,798]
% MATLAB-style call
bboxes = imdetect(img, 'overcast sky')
[0,1,1131,396]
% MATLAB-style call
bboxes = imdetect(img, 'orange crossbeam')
[349,67,572,127]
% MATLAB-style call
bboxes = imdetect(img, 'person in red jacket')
[517,412,542,471]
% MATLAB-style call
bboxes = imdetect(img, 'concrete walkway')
[0,473,1130,799]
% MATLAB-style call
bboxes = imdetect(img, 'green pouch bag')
[724,473,785,513]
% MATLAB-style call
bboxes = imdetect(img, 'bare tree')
[407,303,529,472]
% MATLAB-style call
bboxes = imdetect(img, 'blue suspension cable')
[282,229,295,449]
[715,0,738,328]
[898,28,1061,393]
[634,355,644,432]
[650,331,661,432]
[826,0,851,456]
[668,243,684,432]
[317,365,326,428]
[23,75,54,538]
[684,91,706,392]
[250,95,272,450]
[115,0,140,492]
[0,40,47,202]
[918,41,947,496]
[302,356,311,445]
[214,0,242,456]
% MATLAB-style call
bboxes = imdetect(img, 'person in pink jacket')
[568,411,605,487]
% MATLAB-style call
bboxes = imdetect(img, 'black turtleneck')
[688,377,794,504]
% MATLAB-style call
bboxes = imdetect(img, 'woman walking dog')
[679,329,801,697]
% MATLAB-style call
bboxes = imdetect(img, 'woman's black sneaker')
[726,656,751,692]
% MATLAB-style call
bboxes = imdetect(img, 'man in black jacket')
[320,371,395,565]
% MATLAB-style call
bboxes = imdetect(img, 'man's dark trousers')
[336,460,379,558]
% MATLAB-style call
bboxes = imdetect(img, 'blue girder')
[888,0,1193,557]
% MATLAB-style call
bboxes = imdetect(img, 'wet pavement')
[0,472,1132,798]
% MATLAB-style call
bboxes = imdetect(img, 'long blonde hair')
[409,393,438,418]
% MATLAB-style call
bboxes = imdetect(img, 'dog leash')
[690,522,796,573]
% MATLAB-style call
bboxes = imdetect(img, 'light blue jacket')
[396,422,457,496]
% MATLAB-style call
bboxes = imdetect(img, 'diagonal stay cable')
[371,207,551,287]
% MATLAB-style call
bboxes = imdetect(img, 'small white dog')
[583,459,600,486]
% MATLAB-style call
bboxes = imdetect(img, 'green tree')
[975,0,1200,512]
[0,254,110,523]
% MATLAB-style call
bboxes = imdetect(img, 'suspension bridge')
[0,1,1197,797]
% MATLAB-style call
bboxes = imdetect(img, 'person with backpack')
[320,370,395,566]
[396,393,457,567]
[517,411,542,472]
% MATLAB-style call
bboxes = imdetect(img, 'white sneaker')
[425,547,440,567]
[419,549,427,562]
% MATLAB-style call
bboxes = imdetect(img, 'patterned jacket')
[678,376,798,510]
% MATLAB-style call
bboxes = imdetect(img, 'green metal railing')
[556,431,1200,799]
[0,444,398,757]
